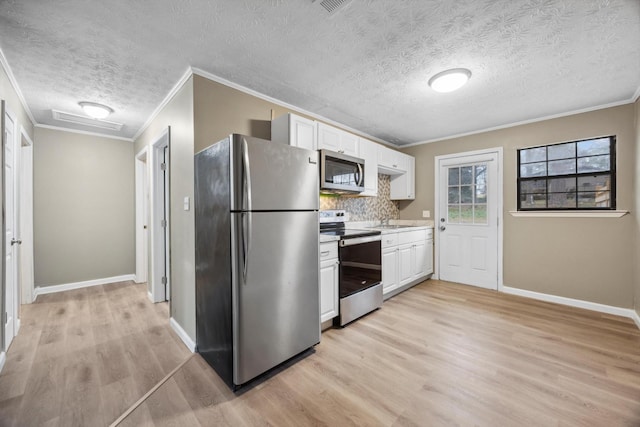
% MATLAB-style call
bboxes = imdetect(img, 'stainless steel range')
[320,210,382,326]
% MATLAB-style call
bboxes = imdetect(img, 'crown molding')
[0,47,36,126]
[402,98,636,148]
[191,67,395,147]
[35,124,133,142]
[131,67,194,141]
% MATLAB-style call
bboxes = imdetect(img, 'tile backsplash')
[320,174,399,221]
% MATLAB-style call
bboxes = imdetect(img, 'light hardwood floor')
[1,280,639,426]
[0,281,191,426]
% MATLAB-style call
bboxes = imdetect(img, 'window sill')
[509,210,629,218]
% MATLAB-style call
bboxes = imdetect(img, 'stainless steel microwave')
[319,149,365,194]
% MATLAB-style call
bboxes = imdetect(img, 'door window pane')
[475,185,487,203]
[474,205,488,224]
[475,165,487,186]
[461,166,473,185]
[448,205,460,223]
[448,167,459,185]
[460,186,473,203]
[448,187,459,203]
[460,205,473,224]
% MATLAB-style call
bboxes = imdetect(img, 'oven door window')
[339,240,381,298]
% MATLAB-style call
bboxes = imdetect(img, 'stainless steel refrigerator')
[194,134,320,389]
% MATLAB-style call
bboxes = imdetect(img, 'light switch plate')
[422,210,430,218]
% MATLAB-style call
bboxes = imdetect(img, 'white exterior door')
[437,150,501,290]
[4,108,18,349]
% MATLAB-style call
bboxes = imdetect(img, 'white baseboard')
[631,310,640,330]
[34,274,136,298]
[170,317,196,353]
[502,286,638,326]
[0,352,6,375]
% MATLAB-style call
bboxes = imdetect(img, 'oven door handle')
[339,235,381,247]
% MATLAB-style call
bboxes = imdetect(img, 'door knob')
[11,238,22,245]
[440,226,446,231]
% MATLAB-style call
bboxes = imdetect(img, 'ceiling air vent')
[315,0,352,15]
[52,109,123,131]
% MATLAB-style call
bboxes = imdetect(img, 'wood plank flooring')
[0,281,191,427]
[119,280,640,427]
[1,279,639,426]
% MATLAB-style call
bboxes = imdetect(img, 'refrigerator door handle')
[242,139,252,212]
[241,212,252,284]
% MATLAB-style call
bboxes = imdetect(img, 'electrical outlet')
[422,210,430,218]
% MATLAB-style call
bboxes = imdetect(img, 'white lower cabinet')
[319,241,339,323]
[381,228,433,297]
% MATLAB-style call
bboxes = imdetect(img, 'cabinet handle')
[321,251,330,256]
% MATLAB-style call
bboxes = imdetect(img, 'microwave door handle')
[357,163,364,187]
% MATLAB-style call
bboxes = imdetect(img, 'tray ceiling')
[0,0,638,145]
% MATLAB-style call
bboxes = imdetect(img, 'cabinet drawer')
[398,229,427,245]
[320,242,338,260]
[381,232,399,248]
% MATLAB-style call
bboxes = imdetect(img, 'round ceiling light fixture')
[428,68,472,93]
[79,102,114,119]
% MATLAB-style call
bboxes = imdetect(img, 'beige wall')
[134,77,195,339]
[402,104,636,308]
[1,62,35,352]
[634,98,640,316]
[33,128,134,286]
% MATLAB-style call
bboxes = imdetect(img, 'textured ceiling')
[0,0,639,145]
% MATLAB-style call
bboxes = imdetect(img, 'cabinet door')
[359,138,378,196]
[425,239,434,275]
[317,122,341,152]
[378,145,401,171]
[340,132,359,157]
[398,244,413,287]
[291,115,317,151]
[382,247,399,294]
[413,240,427,278]
[406,155,415,199]
[320,258,339,322]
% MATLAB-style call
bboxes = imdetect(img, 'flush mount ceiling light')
[79,101,114,119]
[428,68,472,93]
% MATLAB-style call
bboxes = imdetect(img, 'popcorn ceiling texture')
[320,174,399,222]
[0,1,638,142]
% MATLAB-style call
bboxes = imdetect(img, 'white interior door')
[150,128,170,303]
[3,107,18,349]
[19,128,34,304]
[437,150,501,289]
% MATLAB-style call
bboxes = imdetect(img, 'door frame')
[434,147,504,290]
[135,146,149,284]
[19,126,34,304]
[149,128,170,303]
[2,103,19,349]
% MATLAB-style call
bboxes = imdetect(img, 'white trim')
[434,147,504,292]
[150,128,170,303]
[631,310,640,330]
[132,68,193,141]
[191,67,395,147]
[404,99,636,148]
[502,286,639,322]
[169,317,196,352]
[632,85,640,103]
[0,352,5,374]
[0,47,36,126]
[34,124,133,142]
[135,146,149,284]
[509,210,629,218]
[19,126,34,305]
[33,274,135,298]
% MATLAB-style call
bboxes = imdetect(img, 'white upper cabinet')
[271,113,317,151]
[377,145,404,173]
[358,138,378,197]
[317,122,359,157]
[390,153,415,200]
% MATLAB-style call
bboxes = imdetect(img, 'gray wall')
[1,62,35,352]
[33,127,134,286]
[402,104,636,309]
[134,76,195,339]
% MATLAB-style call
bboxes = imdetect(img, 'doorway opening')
[434,148,503,290]
[19,127,34,305]
[135,147,149,285]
